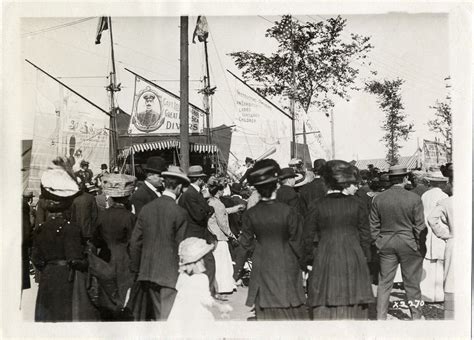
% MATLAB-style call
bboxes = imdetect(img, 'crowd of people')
[21,154,454,322]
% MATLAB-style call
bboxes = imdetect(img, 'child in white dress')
[168,237,232,321]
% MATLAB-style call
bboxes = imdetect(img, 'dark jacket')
[369,186,426,252]
[178,185,213,240]
[70,191,98,240]
[93,205,136,304]
[31,215,83,321]
[129,195,188,288]
[304,193,374,307]
[276,185,299,210]
[220,195,246,236]
[298,177,327,217]
[240,200,306,308]
[129,181,159,216]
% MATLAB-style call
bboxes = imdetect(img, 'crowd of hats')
[36,155,452,204]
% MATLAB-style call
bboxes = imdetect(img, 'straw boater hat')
[187,165,207,178]
[161,165,190,184]
[425,170,448,182]
[388,165,409,177]
[102,174,137,197]
[178,237,215,265]
[143,156,167,174]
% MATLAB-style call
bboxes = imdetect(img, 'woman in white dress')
[206,180,244,296]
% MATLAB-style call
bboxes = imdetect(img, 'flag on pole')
[95,16,109,44]
[192,16,209,43]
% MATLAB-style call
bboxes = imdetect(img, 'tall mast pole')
[107,16,119,169]
[180,16,190,171]
[330,108,335,159]
[203,39,212,145]
[290,16,296,159]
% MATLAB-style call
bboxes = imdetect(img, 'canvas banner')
[228,76,292,173]
[128,76,206,135]
[423,139,448,170]
[28,71,109,195]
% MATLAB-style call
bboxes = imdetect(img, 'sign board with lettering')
[423,139,448,170]
[229,77,292,172]
[128,76,205,135]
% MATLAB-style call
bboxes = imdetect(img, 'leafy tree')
[365,78,414,166]
[428,96,452,162]
[229,15,373,116]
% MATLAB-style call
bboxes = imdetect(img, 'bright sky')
[21,12,450,162]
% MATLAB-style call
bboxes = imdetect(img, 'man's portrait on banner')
[132,87,165,132]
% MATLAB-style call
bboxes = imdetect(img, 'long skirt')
[35,264,74,322]
[72,271,100,321]
[312,304,369,320]
[420,259,445,302]
[254,295,309,320]
[212,241,235,294]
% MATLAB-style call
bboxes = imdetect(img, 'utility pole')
[203,39,212,145]
[180,16,190,171]
[290,16,296,159]
[330,108,335,159]
[107,17,120,170]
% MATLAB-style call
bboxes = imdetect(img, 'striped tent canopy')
[120,139,218,158]
[352,149,421,172]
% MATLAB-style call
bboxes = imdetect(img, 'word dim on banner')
[128,76,206,135]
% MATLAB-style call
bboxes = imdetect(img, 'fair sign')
[128,76,206,135]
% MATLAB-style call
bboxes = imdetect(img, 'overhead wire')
[21,17,95,37]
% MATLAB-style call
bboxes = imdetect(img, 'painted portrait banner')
[28,70,109,195]
[128,75,206,135]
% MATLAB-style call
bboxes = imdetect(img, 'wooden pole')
[180,16,190,172]
[203,40,212,145]
[108,17,119,170]
[330,108,335,159]
[290,24,296,159]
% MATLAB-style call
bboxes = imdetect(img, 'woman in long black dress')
[304,160,374,320]
[91,174,137,320]
[31,159,84,322]
[240,159,308,320]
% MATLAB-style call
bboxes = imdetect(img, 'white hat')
[41,163,80,200]
[161,165,190,183]
[178,237,214,265]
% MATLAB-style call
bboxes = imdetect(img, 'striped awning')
[120,139,218,158]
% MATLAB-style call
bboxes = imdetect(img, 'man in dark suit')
[369,165,426,320]
[298,158,327,217]
[276,167,299,210]
[129,156,167,216]
[177,165,217,295]
[129,166,189,320]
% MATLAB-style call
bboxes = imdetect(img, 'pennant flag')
[192,16,209,43]
[128,75,206,135]
[95,16,109,45]
[28,70,109,195]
